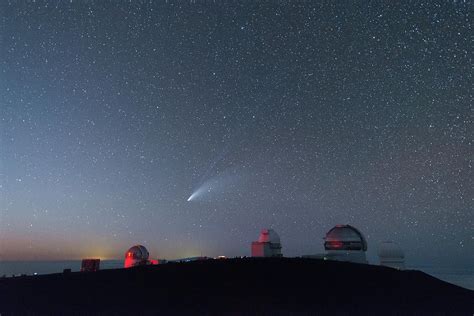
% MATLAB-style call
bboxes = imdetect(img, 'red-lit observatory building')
[124,245,150,268]
[251,229,283,257]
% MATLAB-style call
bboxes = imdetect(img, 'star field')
[0,1,472,265]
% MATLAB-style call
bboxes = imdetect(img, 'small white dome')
[378,241,404,259]
[125,245,149,260]
[258,229,281,244]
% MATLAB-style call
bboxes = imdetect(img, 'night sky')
[1,1,472,266]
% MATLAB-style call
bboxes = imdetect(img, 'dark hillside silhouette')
[0,258,472,315]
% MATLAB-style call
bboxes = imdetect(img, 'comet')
[186,171,244,202]
[187,183,213,202]
[187,191,199,202]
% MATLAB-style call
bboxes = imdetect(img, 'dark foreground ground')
[0,258,472,315]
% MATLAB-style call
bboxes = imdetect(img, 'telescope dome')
[125,245,149,262]
[251,228,283,257]
[324,225,367,251]
[258,229,281,244]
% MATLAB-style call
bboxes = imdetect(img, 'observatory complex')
[251,229,283,257]
[323,225,368,264]
[121,225,404,269]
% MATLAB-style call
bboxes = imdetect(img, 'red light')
[331,241,343,248]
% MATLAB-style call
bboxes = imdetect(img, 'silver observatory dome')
[324,225,367,251]
[125,245,149,260]
[258,229,281,244]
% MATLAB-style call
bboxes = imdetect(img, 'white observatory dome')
[252,228,283,257]
[378,241,405,269]
[124,245,150,268]
[258,229,281,244]
[324,225,367,251]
